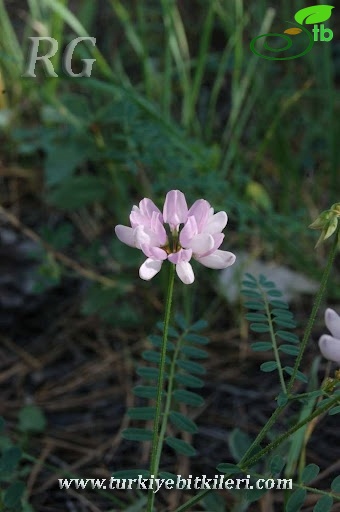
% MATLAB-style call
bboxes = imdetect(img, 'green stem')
[147,263,176,512]
[150,328,185,488]
[264,292,287,394]
[173,404,285,512]
[287,226,339,394]
[240,394,340,471]
[174,393,340,512]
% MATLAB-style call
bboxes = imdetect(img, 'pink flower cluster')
[319,308,340,365]
[115,190,236,284]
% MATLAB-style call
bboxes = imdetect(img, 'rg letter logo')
[22,36,96,77]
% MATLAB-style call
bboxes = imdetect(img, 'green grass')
[1,0,339,288]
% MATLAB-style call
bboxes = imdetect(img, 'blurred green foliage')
[0,0,339,324]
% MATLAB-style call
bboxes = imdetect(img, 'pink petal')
[189,233,215,256]
[140,244,167,260]
[319,334,340,364]
[187,199,210,231]
[196,249,236,269]
[139,198,162,219]
[163,190,188,229]
[129,206,144,228]
[203,211,228,234]
[115,225,136,247]
[130,198,162,228]
[179,216,198,246]
[176,261,195,284]
[168,248,192,264]
[139,258,163,280]
[134,225,163,249]
[325,308,340,339]
[193,233,224,257]
[150,212,167,246]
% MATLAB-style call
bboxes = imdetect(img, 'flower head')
[309,202,340,248]
[115,190,236,284]
[319,308,340,365]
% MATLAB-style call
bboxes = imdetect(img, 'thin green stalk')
[174,392,340,512]
[160,0,172,119]
[287,226,339,394]
[205,39,234,140]
[147,263,176,512]
[151,329,185,487]
[161,0,191,126]
[174,404,286,512]
[44,0,67,98]
[185,0,216,130]
[220,7,275,176]
[45,0,114,80]
[263,293,287,394]
[136,2,153,99]
[231,0,243,118]
[240,393,340,471]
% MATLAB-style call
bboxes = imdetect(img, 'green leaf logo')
[294,5,334,25]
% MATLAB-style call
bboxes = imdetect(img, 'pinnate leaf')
[172,389,204,407]
[260,361,278,372]
[285,488,306,512]
[175,373,204,388]
[122,428,153,441]
[301,463,319,483]
[313,495,333,512]
[251,342,272,351]
[177,360,206,375]
[169,411,198,433]
[165,436,196,456]
[331,475,340,492]
[133,385,158,399]
[127,407,156,420]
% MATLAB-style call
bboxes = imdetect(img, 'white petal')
[139,259,162,280]
[203,211,228,234]
[319,334,340,364]
[325,308,340,339]
[196,249,236,269]
[115,225,136,247]
[176,261,194,285]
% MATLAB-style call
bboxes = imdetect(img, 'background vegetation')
[0,0,339,510]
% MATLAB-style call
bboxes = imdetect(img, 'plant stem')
[149,328,185,494]
[173,404,285,512]
[147,263,176,512]
[240,393,340,470]
[174,392,340,512]
[263,292,287,394]
[287,226,339,393]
